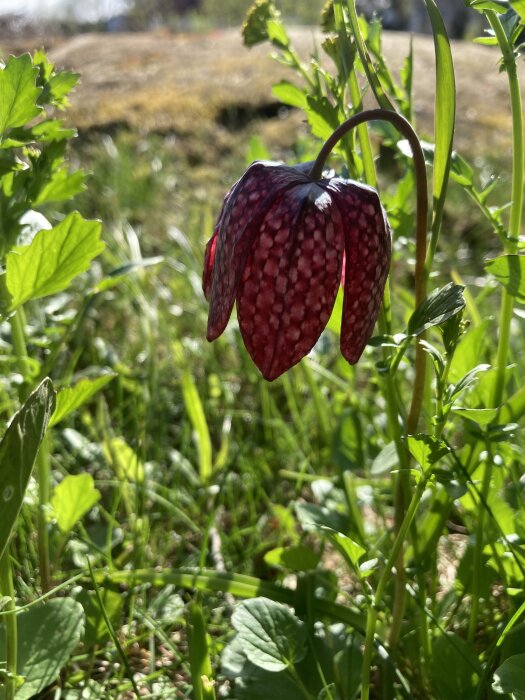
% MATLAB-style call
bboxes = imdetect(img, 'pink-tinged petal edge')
[236,182,344,380]
[331,181,391,364]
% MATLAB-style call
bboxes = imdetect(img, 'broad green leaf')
[407,283,465,336]
[407,434,450,473]
[0,598,84,700]
[452,407,499,426]
[232,598,307,672]
[448,320,490,383]
[34,167,85,205]
[6,212,104,310]
[486,255,525,303]
[429,632,481,700]
[0,378,55,561]
[0,54,42,135]
[222,636,304,700]
[51,473,101,533]
[272,81,308,110]
[421,0,456,240]
[103,437,144,483]
[371,441,399,475]
[493,654,525,695]
[306,95,340,142]
[49,370,117,427]
[264,545,320,572]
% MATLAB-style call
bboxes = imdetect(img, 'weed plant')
[0,0,524,699]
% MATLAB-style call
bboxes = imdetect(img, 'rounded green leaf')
[232,598,307,672]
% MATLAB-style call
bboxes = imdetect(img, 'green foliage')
[0,2,524,698]
[0,599,85,700]
[5,213,104,310]
[0,379,55,561]
[51,473,101,533]
[231,598,307,672]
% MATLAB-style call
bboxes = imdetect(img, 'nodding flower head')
[203,160,391,381]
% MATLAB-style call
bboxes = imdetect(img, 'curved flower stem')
[310,108,429,691]
[309,109,428,312]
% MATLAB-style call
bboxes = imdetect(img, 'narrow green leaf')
[486,254,525,302]
[103,437,144,483]
[0,599,84,700]
[180,368,212,483]
[49,370,117,427]
[92,256,164,293]
[6,212,104,310]
[407,283,465,336]
[0,54,42,135]
[188,602,216,700]
[422,0,456,260]
[51,473,101,533]
[469,0,509,12]
[0,378,55,561]
[232,598,307,672]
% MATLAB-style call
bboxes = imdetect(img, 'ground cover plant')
[0,0,524,698]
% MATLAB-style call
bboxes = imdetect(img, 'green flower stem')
[0,551,17,700]
[469,10,523,645]
[9,308,52,592]
[360,475,428,700]
[311,108,429,670]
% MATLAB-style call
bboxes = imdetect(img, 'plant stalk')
[9,308,53,592]
[0,551,17,700]
[469,9,524,644]
[360,475,428,700]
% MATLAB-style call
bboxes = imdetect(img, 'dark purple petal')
[328,179,391,363]
[236,183,344,380]
[206,161,311,342]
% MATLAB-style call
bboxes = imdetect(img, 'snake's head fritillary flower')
[203,160,391,381]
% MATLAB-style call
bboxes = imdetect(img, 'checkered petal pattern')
[203,160,391,380]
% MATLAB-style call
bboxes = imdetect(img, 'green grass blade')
[187,601,216,700]
[99,567,366,632]
[180,368,212,483]
[422,0,456,271]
